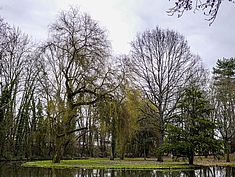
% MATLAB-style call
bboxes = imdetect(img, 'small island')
[22,156,235,170]
[22,158,196,170]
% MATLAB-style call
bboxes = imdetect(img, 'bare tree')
[130,27,202,161]
[0,17,37,159]
[39,7,120,163]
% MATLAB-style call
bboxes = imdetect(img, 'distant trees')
[129,27,201,161]
[169,0,234,25]
[0,17,38,159]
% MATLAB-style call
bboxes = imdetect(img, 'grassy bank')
[22,158,200,170]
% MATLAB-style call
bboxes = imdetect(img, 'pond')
[1,162,235,177]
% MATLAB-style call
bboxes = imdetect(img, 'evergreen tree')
[212,58,235,162]
[160,85,221,165]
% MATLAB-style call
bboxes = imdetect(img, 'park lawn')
[22,158,198,170]
[22,155,235,170]
[193,156,235,167]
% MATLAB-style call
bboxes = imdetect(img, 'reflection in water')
[0,163,235,177]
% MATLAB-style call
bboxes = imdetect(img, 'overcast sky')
[1,0,235,71]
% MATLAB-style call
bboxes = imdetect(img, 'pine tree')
[212,58,235,162]
[160,85,221,165]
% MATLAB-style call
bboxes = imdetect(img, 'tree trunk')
[120,151,125,160]
[226,152,230,162]
[88,115,94,157]
[188,153,194,165]
[110,133,116,160]
[52,137,64,163]
[157,129,164,162]
[120,144,125,160]
[81,134,86,157]
[225,139,230,162]
[53,148,62,163]
[143,139,147,160]
[88,132,94,157]
[110,116,116,160]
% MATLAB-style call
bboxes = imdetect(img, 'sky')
[1,0,235,71]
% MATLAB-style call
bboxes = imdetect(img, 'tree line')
[0,7,234,165]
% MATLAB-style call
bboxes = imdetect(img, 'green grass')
[22,158,200,170]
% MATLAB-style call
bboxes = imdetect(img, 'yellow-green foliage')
[125,88,142,137]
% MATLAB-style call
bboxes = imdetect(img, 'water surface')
[1,162,235,177]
